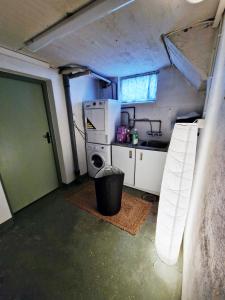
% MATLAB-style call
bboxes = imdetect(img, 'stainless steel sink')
[140,140,169,149]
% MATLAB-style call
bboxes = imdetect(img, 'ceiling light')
[186,0,205,3]
[25,0,135,52]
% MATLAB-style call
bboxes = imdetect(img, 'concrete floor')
[0,180,182,300]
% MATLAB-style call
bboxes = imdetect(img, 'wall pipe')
[133,118,162,136]
[62,75,80,179]
[68,69,111,84]
[121,106,136,127]
[182,14,225,300]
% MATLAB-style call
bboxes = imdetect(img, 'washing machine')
[84,99,121,145]
[86,143,111,178]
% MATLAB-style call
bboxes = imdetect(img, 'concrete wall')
[122,66,205,142]
[182,16,225,300]
[70,75,100,175]
[0,48,74,224]
[184,93,225,299]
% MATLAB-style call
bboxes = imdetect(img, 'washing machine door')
[91,153,105,169]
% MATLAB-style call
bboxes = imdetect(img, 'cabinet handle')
[140,152,143,160]
[129,150,132,158]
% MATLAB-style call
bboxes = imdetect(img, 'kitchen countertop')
[112,141,169,152]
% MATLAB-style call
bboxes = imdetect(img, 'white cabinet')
[112,145,167,195]
[135,149,167,195]
[112,145,135,186]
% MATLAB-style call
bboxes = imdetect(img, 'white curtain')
[121,73,157,103]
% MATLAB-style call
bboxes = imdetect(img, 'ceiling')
[0,0,219,77]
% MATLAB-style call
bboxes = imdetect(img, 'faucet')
[132,119,162,136]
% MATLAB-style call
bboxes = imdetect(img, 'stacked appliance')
[84,99,121,177]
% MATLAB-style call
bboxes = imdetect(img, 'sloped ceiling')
[164,22,217,90]
[0,0,219,76]
[169,23,217,79]
[0,0,93,50]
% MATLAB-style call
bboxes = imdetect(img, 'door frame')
[0,71,62,215]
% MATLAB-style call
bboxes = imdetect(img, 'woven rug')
[65,182,152,235]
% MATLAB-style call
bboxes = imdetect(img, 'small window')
[120,72,158,104]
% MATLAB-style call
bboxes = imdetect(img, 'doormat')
[65,182,152,235]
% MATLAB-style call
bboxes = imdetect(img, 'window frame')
[119,71,159,104]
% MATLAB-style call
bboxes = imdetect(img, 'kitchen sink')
[140,140,169,149]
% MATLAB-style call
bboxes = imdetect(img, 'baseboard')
[62,173,90,188]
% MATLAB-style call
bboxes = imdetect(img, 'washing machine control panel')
[86,144,106,151]
[84,100,105,109]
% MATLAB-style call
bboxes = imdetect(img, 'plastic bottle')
[132,128,139,145]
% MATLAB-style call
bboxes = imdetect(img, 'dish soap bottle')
[132,128,139,145]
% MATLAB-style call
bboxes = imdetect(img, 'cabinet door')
[112,146,135,186]
[135,149,167,194]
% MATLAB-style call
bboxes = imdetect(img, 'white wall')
[70,75,100,175]
[0,180,12,223]
[71,66,201,170]
[0,48,74,224]
[122,66,205,141]
[99,77,117,99]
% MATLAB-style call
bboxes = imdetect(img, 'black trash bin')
[94,166,124,216]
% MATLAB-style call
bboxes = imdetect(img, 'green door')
[0,75,59,212]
